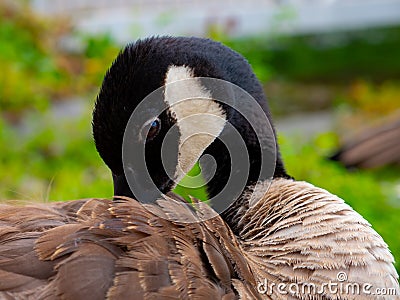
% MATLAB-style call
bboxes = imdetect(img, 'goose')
[0,36,398,299]
[331,113,400,169]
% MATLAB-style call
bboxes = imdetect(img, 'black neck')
[113,173,134,198]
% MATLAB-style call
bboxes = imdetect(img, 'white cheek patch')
[164,65,226,184]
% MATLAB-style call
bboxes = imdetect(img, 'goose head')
[93,36,290,218]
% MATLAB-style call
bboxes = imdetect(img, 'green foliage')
[0,109,112,202]
[173,163,209,202]
[266,27,400,82]
[0,2,61,112]
[0,1,119,114]
[345,80,400,116]
[78,32,120,88]
[279,132,400,273]
[219,25,400,83]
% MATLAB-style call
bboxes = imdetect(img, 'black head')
[92,36,289,202]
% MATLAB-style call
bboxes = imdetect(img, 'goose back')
[0,196,260,300]
[331,115,400,169]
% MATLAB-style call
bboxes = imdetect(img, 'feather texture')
[0,180,398,299]
[236,179,400,299]
[0,196,260,299]
[331,114,400,168]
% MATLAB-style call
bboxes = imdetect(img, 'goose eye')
[143,118,161,142]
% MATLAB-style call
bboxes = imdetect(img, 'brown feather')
[332,114,400,168]
[236,179,400,299]
[0,180,399,299]
[0,195,260,299]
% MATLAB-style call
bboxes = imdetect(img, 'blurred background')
[0,0,399,272]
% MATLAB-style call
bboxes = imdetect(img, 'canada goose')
[0,36,399,299]
[331,113,400,169]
